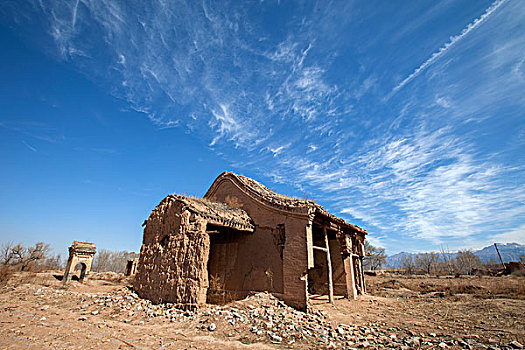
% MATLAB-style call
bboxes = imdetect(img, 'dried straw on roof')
[164,194,254,232]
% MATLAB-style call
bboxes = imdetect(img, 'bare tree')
[400,255,415,275]
[0,242,15,265]
[0,242,51,271]
[455,250,482,275]
[439,245,456,275]
[415,252,440,275]
[363,241,387,271]
[21,242,50,271]
[92,249,112,272]
[92,249,138,273]
[41,254,64,270]
[10,243,26,266]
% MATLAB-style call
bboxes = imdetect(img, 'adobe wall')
[206,178,310,310]
[282,216,310,309]
[133,199,210,306]
[208,225,283,298]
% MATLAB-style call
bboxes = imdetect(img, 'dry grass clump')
[512,269,525,277]
[4,271,59,287]
[0,266,13,287]
[89,271,126,282]
[368,275,525,299]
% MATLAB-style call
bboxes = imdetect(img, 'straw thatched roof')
[165,194,254,232]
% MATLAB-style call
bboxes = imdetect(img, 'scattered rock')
[269,333,282,343]
[7,277,516,350]
[359,340,370,348]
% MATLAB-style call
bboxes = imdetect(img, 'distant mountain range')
[386,243,525,268]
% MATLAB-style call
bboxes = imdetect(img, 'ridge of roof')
[210,172,367,234]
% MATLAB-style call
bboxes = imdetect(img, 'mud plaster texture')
[134,196,251,307]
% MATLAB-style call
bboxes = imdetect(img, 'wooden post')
[359,257,366,294]
[323,226,334,303]
[494,243,506,270]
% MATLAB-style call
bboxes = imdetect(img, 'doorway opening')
[206,224,245,304]
[307,224,346,298]
[73,262,87,282]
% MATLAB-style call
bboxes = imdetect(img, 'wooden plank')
[323,226,334,303]
[306,224,314,269]
[313,245,328,252]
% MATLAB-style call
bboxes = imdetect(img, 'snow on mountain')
[386,243,525,268]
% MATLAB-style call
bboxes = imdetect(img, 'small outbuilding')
[133,172,367,310]
[125,258,139,276]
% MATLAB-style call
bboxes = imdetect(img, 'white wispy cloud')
[209,104,241,146]
[267,143,291,158]
[1,121,64,143]
[22,140,37,152]
[307,144,318,153]
[388,0,507,98]
[291,128,524,247]
[492,224,525,244]
[71,0,79,28]
[7,0,523,253]
[435,96,451,108]
[353,75,377,100]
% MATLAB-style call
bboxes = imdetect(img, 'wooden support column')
[323,226,334,303]
[359,257,366,294]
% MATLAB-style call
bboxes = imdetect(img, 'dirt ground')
[0,271,523,349]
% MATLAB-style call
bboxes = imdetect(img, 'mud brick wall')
[206,179,287,294]
[282,217,310,310]
[208,224,283,298]
[133,198,210,306]
[206,177,311,310]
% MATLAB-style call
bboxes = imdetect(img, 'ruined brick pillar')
[62,241,96,284]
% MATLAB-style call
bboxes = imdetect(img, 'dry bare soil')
[0,271,523,349]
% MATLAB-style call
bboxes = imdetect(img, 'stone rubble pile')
[29,285,521,349]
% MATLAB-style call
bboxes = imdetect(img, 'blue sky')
[1,0,524,255]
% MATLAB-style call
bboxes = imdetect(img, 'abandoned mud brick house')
[134,172,367,310]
